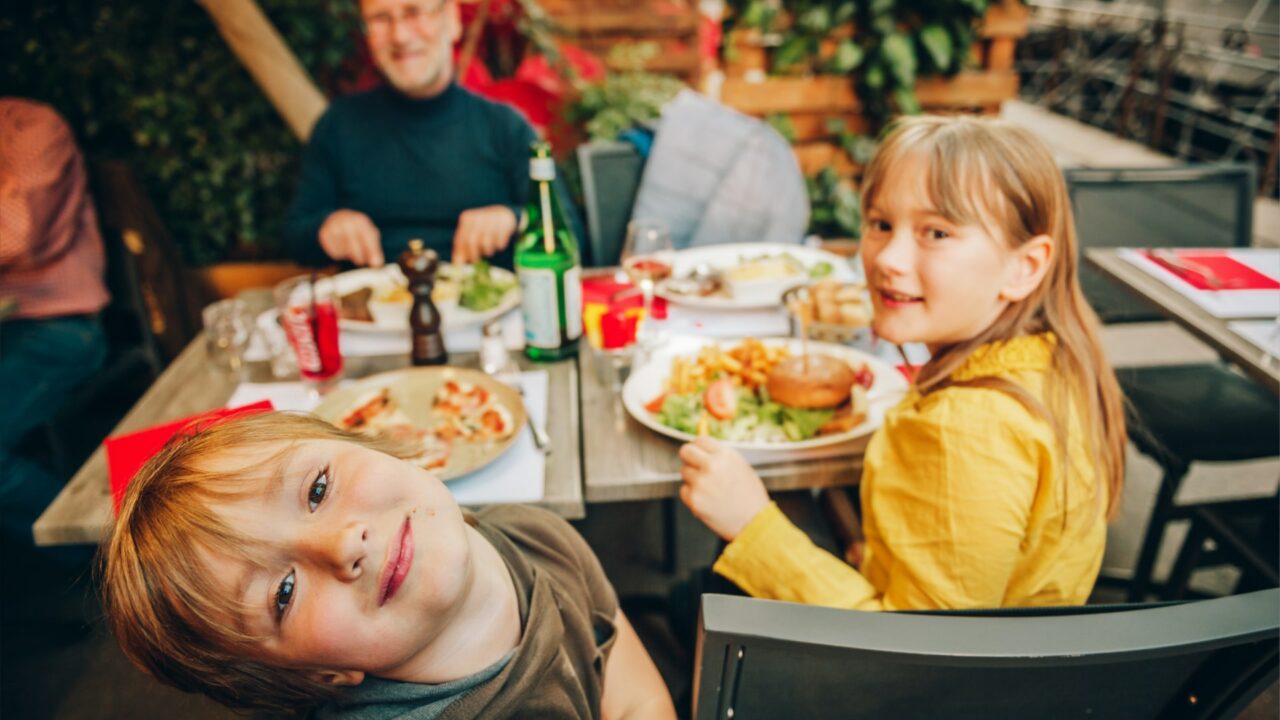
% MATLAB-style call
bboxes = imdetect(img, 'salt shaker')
[480,320,514,376]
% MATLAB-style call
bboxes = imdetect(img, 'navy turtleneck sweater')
[284,83,540,269]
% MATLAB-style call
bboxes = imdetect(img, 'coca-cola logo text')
[282,306,322,373]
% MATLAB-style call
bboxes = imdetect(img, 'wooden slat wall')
[539,0,703,84]
[717,0,1029,176]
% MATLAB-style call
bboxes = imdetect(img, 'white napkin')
[225,370,547,506]
[226,381,338,412]
[1229,320,1280,356]
[659,305,792,339]
[448,370,547,506]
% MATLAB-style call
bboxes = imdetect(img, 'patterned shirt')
[0,97,110,319]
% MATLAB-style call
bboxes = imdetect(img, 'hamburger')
[766,354,856,409]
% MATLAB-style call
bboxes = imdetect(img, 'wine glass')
[621,219,674,350]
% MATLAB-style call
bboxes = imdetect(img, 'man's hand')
[678,437,770,542]
[318,209,383,267]
[452,205,517,264]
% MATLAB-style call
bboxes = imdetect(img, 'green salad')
[458,260,516,312]
[652,382,834,443]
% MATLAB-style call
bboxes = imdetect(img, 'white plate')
[621,336,909,452]
[318,265,520,333]
[655,243,857,310]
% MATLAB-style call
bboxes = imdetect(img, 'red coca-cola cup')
[274,274,344,394]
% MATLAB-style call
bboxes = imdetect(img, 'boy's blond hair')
[100,411,418,713]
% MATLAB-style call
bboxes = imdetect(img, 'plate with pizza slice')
[312,367,526,481]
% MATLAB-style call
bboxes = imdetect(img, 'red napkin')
[105,400,274,514]
[1142,250,1280,291]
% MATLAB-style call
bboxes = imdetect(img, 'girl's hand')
[678,437,769,542]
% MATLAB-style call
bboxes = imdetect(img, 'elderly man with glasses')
[284,0,573,269]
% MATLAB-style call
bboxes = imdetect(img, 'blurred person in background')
[0,97,109,547]
[284,0,578,270]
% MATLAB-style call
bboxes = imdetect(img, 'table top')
[579,345,867,503]
[33,325,584,547]
[36,272,879,545]
[1085,248,1280,395]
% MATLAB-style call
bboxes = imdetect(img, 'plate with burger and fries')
[621,336,909,451]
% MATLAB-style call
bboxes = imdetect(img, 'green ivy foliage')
[1,1,359,266]
[724,0,990,238]
[806,166,861,238]
[725,0,989,125]
[565,44,685,143]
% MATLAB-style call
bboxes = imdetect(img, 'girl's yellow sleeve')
[714,389,1045,611]
[714,502,885,610]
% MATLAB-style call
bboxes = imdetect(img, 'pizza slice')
[338,388,452,472]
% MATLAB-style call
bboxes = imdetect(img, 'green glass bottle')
[515,141,582,361]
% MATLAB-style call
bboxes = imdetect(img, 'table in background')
[33,313,584,547]
[1085,248,1280,395]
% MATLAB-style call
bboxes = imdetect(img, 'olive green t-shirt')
[317,505,618,720]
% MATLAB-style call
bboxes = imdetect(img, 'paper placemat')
[1120,248,1280,319]
[226,371,547,506]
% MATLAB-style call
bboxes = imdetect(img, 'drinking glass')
[202,298,255,377]
[620,219,674,350]
[273,274,345,395]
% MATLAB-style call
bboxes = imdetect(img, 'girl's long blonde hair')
[860,115,1127,520]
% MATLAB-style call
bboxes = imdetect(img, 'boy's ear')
[310,669,365,687]
[1000,234,1054,302]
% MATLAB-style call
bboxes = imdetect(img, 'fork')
[1151,250,1243,290]
[502,372,551,454]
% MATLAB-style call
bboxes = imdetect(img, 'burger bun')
[766,354,856,409]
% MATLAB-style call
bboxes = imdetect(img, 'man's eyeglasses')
[363,0,448,37]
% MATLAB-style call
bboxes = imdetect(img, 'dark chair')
[693,589,1280,719]
[1066,164,1279,602]
[1163,490,1279,601]
[576,140,646,267]
[40,160,195,476]
[1066,164,1256,324]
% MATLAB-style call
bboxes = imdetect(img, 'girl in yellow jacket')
[678,115,1127,611]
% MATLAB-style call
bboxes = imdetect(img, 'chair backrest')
[1065,163,1256,324]
[576,140,646,267]
[693,589,1279,720]
[90,159,197,363]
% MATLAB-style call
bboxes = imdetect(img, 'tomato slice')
[644,392,668,414]
[480,408,506,434]
[704,379,738,420]
[854,365,875,389]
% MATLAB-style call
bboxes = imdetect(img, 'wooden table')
[1086,248,1280,395]
[579,346,867,503]
[33,329,584,547]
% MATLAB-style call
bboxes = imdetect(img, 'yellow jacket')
[714,334,1107,611]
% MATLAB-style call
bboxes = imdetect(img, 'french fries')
[664,339,790,394]
[788,279,872,327]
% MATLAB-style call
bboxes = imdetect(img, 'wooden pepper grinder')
[398,239,448,366]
